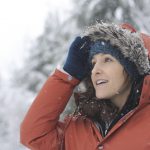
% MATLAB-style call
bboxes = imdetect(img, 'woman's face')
[91,53,131,101]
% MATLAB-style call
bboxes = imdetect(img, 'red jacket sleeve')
[20,69,79,150]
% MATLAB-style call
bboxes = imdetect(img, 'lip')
[95,79,108,86]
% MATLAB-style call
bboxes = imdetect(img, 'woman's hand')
[63,36,91,80]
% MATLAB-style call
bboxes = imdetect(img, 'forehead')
[92,53,114,59]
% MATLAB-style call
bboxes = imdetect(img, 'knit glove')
[63,36,90,80]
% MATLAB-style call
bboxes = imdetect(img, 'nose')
[91,62,103,75]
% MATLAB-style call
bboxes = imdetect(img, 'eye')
[105,57,113,62]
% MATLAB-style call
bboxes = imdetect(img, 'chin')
[96,93,105,99]
[96,93,110,99]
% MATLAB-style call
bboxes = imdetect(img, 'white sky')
[0,0,71,79]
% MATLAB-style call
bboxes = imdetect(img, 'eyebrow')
[92,54,112,60]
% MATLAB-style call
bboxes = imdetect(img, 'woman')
[20,22,150,150]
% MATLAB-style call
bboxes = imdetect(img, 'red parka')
[20,33,150,150]
[20,69,150,150]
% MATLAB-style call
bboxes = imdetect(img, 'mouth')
[95,79,108,86]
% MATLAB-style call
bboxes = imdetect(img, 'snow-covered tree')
[0,75,34,149]
[14,14,79,93]
[71,0,135,27]
[131,0,150,33]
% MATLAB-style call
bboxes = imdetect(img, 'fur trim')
[83,22,150,75]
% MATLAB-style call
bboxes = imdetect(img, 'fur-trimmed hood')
[83,22,150,75]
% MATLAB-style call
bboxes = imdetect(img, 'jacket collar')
[139,74,150,105]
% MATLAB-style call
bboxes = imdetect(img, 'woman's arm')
[20,69,79,150]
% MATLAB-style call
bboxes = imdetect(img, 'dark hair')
[74,70,144,123]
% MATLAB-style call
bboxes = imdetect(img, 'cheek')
[110,71,126,90]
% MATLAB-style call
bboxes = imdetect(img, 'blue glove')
[63,36,91,80]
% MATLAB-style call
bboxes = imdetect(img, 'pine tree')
[71,0,134,27]
[131,0,150,33]
[14,14,78,93]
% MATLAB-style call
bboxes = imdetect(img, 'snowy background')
[0,0,150,149]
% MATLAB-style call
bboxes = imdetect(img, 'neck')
[111,82,132,111]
